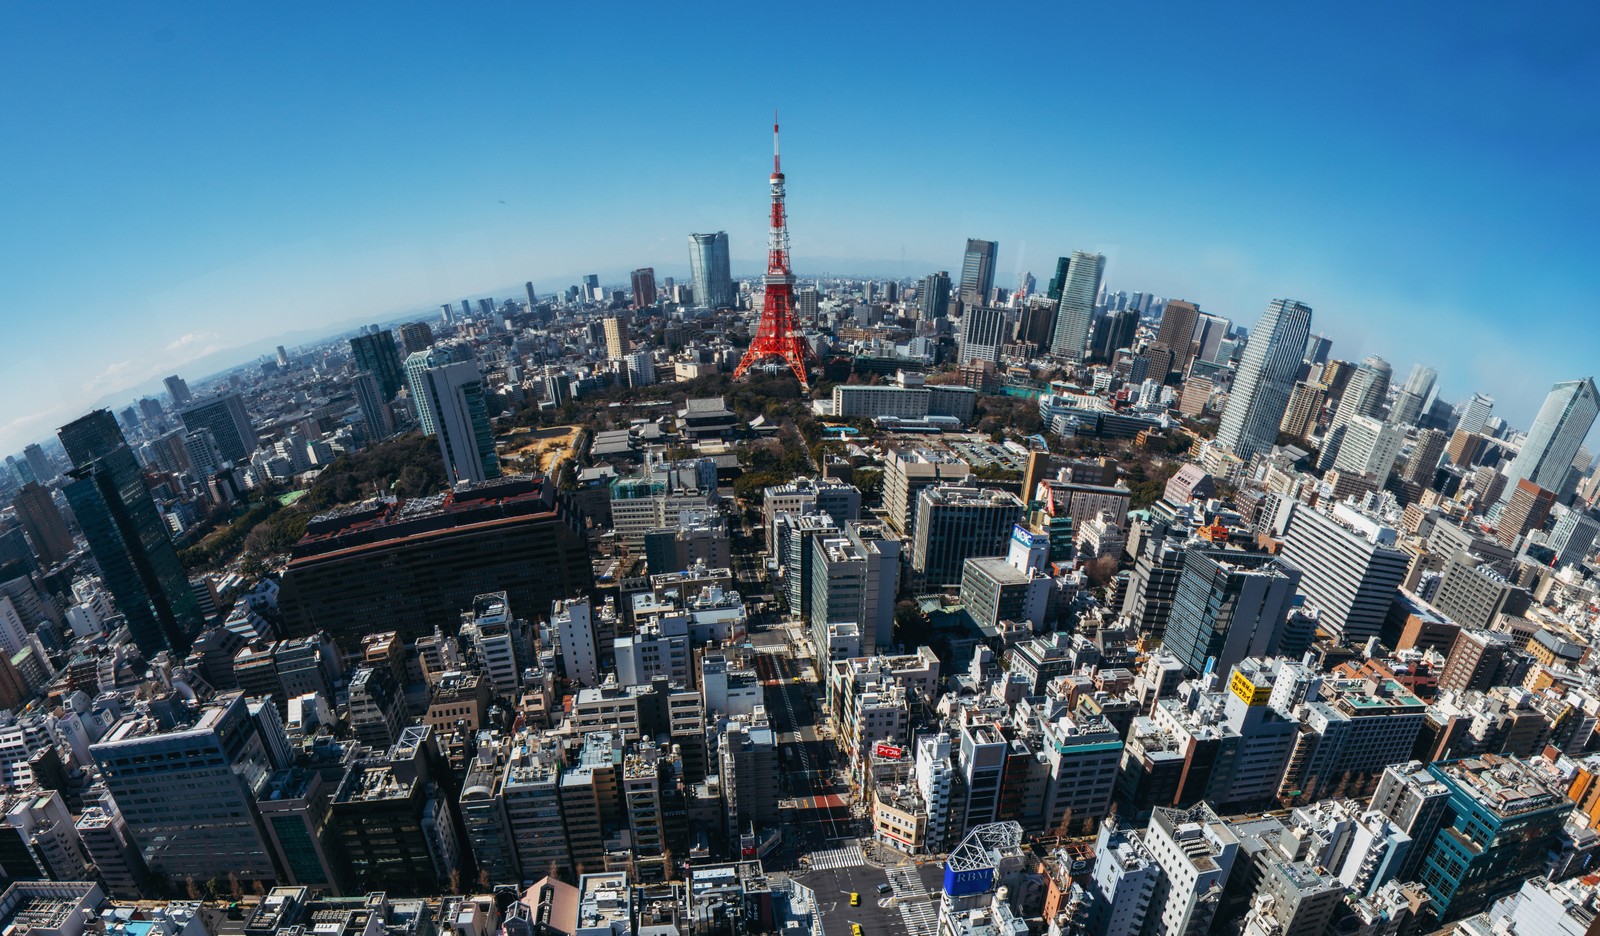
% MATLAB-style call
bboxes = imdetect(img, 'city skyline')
[2,4,1598,454]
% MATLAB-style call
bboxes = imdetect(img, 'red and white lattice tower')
[733,117,817,392]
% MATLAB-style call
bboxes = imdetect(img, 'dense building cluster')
[0,207,1598,936]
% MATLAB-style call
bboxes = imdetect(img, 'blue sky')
[2,2,1597,456]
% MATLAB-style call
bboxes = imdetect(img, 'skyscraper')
[397,321,434,356]
[598,318,627,361]
[524,281,538,307]
[10,482,73,567]
[1278,381,1327,442]
[58,410,203,655]
[1153,299,1202,380]
[1046,256,1071,302]
[688,232,734,309]
[177,392,258,464]
[1457,393,1495,435]
[630,267,657,308]
[1216,299,1314,460]
[1163,548,1302,678]
[1318,354,1394,467]
[416,358,500,487]
[958,239,998,307]
[1049,251,1105,362]
[796,286,820,323]
[1388,364,1437,428]
[1303,333,1333,368]
[21,444,51,485]
[352,371,394,441]
[1498,377,1600,502]
[1089,307,1139,363]
[919,271,951,321]
[163,375,192,408]
[90,693,280,885]
[959,307,1007,365]
[350,330,405,400]
[1278,501,1408,644]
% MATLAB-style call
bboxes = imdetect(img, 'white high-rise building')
[1318,355,1392,471]
[624,350,655,387]
[1145,803,1239,936]
[413,357,499,487]
[1278,500,1409,643]
[1498,377,1600,504]
[1049,251,1105,362]
[915,732,955,852]
[1332,415,1407,488]
[1216,299,1314,460]
[552,598,599,687]
[959,307,1007,365]
[1457,392,1495,435]
[1088,819,1162,936]
[1336,809,1412,897]
[1388,364,1437,428]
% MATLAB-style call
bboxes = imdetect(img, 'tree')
[733,471,785,503]
[854,468,883,502]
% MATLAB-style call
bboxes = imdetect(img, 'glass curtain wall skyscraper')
[1049,250,1106,362]
[920,271,951,321]
[1498,377,1600,503]
[1389,364,1438,428]
[1316,356,1393,472]
[958,239,998,307]
[350,330,405,401]
[1217,299,1314,460]
[58,410,203,655]
[688,232,734,309]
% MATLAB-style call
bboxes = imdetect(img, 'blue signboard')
[943,865,993,897]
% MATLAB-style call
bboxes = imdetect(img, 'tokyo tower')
[733,117,818,393]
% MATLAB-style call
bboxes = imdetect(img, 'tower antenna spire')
[734,113,816,392]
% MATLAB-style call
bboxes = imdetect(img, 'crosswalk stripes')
[806,843,867,870]
[898,900,938,936]
[887,864,937,936]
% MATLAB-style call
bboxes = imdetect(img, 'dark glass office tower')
[59,410,202,655]
[350,330,405,400]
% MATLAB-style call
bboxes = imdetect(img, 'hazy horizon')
[4,2,1597,455]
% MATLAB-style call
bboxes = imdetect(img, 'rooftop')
[1435,754,1568,817]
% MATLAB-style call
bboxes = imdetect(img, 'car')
[852,926,862,936]
[849,892,860,907]
[876,883,892,895]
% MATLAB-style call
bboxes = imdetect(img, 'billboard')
[943,865,993,898]
[875,743,904,759]
[1229,670,1270,707]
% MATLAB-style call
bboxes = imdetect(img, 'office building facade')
[1163,549,1301,677]
[350,330,405,401]
[1217,298,1314,460]
[1049,251,1105,362]
[416,359,499,486]
[920,271,951,321]
[59,411,203,655]
[177,393,258,464]
[688,232,734,309]
[1499,377,1599,502]
[958,239,997,307]
[278,476,591,646]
